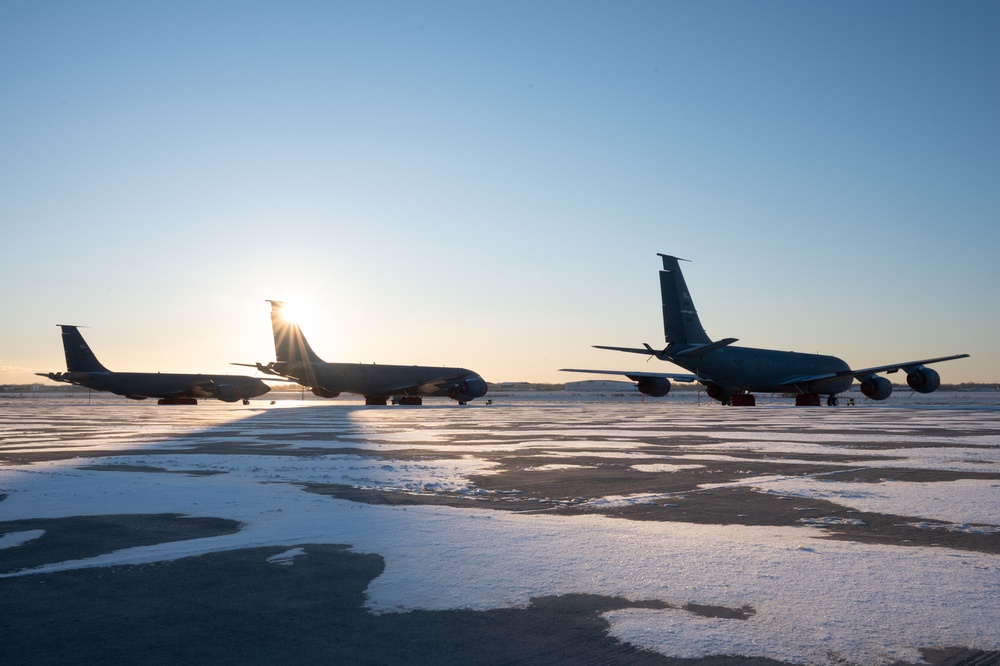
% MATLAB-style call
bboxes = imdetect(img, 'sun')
[276,301,304,324]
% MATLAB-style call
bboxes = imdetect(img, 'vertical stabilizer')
[657,254,712,345]
[58,325,110,372]
[268,301,325,363]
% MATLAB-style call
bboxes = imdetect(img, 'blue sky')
[2,1,997,385]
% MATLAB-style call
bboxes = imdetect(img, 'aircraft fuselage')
[259,300,489,405]
[276,361,488,400]
[670,345,854,395]
[58,371,270,401]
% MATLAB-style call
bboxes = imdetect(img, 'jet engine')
[214,385,243,403]
[705,384,733,404]
[311,387,341,398]
[860,375,893,400]
[636,377,671,397]
[449,378,488,402]
[906,366,940,394]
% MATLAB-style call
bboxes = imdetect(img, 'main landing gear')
[726,393,841,406]
[369,395,424,406]
[791,393,839,406]
[157,397,199,405]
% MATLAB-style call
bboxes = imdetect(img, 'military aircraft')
[563,253,969,406]
[37,325,270,405]
[238,300,488,405]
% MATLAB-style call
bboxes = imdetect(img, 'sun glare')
[278,301,303,324]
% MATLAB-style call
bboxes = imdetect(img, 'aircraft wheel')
[827,395,839,407]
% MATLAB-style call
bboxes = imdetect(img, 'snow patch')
[0,529,45,550]
[267,547,306,565]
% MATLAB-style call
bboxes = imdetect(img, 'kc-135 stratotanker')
[38,325,270,404]
[236,300,488,405]
[563,254,968,406]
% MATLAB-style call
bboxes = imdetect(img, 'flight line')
[37,252,968,407]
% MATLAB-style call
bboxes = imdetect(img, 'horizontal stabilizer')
[230,362,304,382]
[593,345,654,355]
[669,338,739,358]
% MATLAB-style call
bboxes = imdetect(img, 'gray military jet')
[563,253,969,406]
[38,325,270,404]
[240,300,488,405]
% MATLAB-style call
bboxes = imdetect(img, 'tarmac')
[2,391,999,665]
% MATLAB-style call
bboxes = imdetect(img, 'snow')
[2,396,1000,665]
[746,477,1000,525]
[267,547,306,565]
[631,463,705,473]
[0,529,44,550]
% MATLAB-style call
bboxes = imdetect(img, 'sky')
[2,1,998,385]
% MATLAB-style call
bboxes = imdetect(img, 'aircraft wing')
[778,353,970,388]
[843,354,970,379]
[560,368,698,383]
[776,372,844,388]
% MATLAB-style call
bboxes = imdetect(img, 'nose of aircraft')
[250,378,271,397]
[450,376,488,402]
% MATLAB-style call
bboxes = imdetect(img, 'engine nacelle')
[311,387,341,398]
[860,375,893,400]
[449,378,488,402]
[636,377,671,397]
[705,383,733,404]
[906,366,940,394]
[215,384,242,403]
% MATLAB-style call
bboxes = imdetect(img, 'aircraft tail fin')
[658,254,712,345]
[268,301,325,363]
[58,325,110,373]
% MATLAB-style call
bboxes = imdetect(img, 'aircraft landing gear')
[242,399,250,405]
[730,393,756,406]
[396,396,422,406]
[795,393,822,407]
[827,395,839,407]
[157,397,198,405]
[364,395,388,406]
